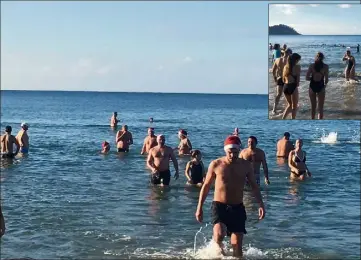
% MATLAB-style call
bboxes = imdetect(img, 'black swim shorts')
[117,148,129,153]
[211,201,247,236]
[150,170,171,185]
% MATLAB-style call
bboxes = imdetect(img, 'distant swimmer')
[0,126,20,159]
[272,48,292,114]
[357,44,360,53]
[101,141,110,154]
[288,139,312,181]
[269,43,273,50]
[149,117,154,123]
[110,112,120,128]
[0,204,5,237]
[176,129,192,155]
[282,53,302,119]
[185,150,205,187]
[276,132,294,158]
[272,43,281,64]
[306,52,329,120]
[232,127,239,137]
[147,135,179,186]
[195,136,265,258]
[116,125,133,152]
[343,50,357,82]
[15,122,29,154]
[141,127,158,155]
[239,136,270,186]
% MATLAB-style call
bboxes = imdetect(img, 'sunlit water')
[1,91,360,259]
[268,35,361,119]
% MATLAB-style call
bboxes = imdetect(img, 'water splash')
[320,132,338,144]
[194,223,210,255]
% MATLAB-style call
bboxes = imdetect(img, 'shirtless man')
[110,112,120,128]
[147,135,179,186]
[239,136,270,186]
[141,128,158,155]
[116,125,133,152]
[16,122,29,154]
[276,132,294,158]
[195,136,265,258]
[272,48,292,114]
[0,126,20,159]
[176,129,192,155]
[0,204,5,237]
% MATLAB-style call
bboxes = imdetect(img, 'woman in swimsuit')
[306,52,329,120]
[342,50,357,81]
[282,53,302,119]
[185,150,205,187]
[288,139,311,181]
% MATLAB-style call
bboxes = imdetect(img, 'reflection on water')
[276,157,288,167]
[343,84,358,110]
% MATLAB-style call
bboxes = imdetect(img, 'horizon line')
[0,89,267,95]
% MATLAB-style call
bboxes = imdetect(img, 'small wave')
[320,132,338,144]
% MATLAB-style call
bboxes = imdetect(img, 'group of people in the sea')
[0,114,312,258]
[269,43,359,120]
[97,113,312,257]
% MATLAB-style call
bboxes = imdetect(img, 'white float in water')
[320,132,338,144]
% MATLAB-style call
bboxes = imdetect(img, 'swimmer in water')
[110,112,120,128]
[357,44,360,53]
[282,53,302,119]
[185,150,206,187]
[276,132,294,158]
[306,52,329,120]
[116,125,133,153]
[0,126,20,159]
[288,139,312,181]
[101,141,110,154]
[0,204,5,237]
[16,122,30,154]
[147,135,179,186]
[195,135,265,258]
[239,136,270,186]
[141,127,158,155]
[269,43,273,50]
[272,48,292,114]
[149,117,154,123]
[343,50,357,82]
[176,129,192,155]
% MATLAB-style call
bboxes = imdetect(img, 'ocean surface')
[1,91,360,259]
[268,35,361,120]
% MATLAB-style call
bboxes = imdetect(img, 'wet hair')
[284,132,290,137]
[5,125,12,133]
[314,52,324,72]
[191,149,202,158]
[283,53,301,82]
[248,136,258,144]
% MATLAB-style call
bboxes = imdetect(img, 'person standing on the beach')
[0,204,5,237]
[239,136,270,186]
[343,50,357,82]
[141,127,158,155]
[116,125,133,152]
[0,126,20,158]
[288,139,312,181]
[306,52,329,119]
[276,132,294,158]
[195,135,265,258]
[110,112,120,128]
[176,129,192,155]
[147,135,179,186]
[282,53,302,119]
[15,122,30,154]
[272,48,292,114]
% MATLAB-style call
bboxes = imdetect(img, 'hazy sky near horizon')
[269,3,361,35]
[2,1,359,94]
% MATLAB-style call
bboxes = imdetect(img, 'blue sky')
[1,1,359,94]
[269,3,361,35]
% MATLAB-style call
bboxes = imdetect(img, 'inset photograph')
[268,3,361,120]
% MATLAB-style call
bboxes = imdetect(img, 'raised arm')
[305,64,312,81]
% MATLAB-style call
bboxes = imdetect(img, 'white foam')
[320,132,338,144]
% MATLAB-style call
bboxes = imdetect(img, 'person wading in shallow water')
[288,138,312,181]
[195,136,265,258]
[0,126,20,159]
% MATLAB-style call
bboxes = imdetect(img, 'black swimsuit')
[283,74,298,95]
[310,71,325,93]
[292,152,306,176]
[347,58,354,72]
[189,162,203,184]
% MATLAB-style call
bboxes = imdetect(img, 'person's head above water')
[178,129,187,139]
[102,141,110,151]
[224,135,241,163]
[284,132,290,140]
[148,127,155,136]
[113,112,117,116]
[248,136,258,149]
[122,125,128,131]
[295,138,303,149]
[191,149,202,160]
[234,127,239,134]
[346,50,351,55]
[21,122,29,130]
[157,134,165,146]
[5,125,12,133]
[149,117,153,122]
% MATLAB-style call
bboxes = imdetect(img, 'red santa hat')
[179,129,187,136]
[224,136,241,151]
